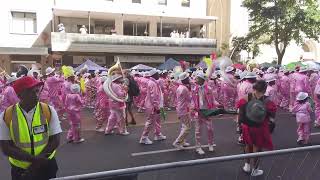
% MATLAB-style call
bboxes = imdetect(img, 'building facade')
[0,0,217,73]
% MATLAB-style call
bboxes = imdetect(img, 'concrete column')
[0,55,11,74]
[115,15,124,35]
[149,19,157,37]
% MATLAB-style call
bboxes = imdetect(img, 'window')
[158,0,167,5]
[11,12,37,34]
[132,0,141,3]
[181,0,190,7]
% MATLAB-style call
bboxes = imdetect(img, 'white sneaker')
[196,148,205,155]
[154,134,167,141]
[140,137,153,145]
[120,131,130,136]
[173,143,185,150]
[183,142,191,147]
[208,145,215,152]
[251,169,263,176]
[73,138,85,144]
[242,163,251,173]
[95,127,104,133]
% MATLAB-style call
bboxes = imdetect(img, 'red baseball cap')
[12,76,44,95]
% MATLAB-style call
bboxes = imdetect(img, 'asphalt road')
[1,109,320,180]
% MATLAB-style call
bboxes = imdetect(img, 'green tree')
[242,0,320,65]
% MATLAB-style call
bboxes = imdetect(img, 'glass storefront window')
[124,21,149,36]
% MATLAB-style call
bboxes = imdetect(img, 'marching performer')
[191,71,221,155]
[0,76,19,113]
[292,92,312,145]
[279,69,290,110]
[65,84,85,143]
[104,74,129,135]
[173,72,192,149]
[95,76,110,132]
[265,76,278,105]
[45,67,65,118]
[221,66,238,111]
[140,69,166,145]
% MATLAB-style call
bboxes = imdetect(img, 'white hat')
[101,76,108,83]
[75,72,80,76]
[240,71,248,80]
[225,66,235,73]
[265,76,277,83]
[6,76,17,85]
[245,72,257,79]
[267,67,275,73]
[186,69,192,73]
[283,69,289,73]
[196,71,206,80]
[148,69,158,77]
[101,71,108,76]
[211,73,217,79]
[179,72,189,81]
[299,66,309,73]
[45,67,55,76]
[70,84,81,94]
[28,69,41,77]
[296,92,308,101]
[162,70,168,74]
[94,70,100,74]
[111,74,122,82]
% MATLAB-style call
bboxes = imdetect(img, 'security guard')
[0,76,62,180]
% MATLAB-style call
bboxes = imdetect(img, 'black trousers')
[11,158,58,180]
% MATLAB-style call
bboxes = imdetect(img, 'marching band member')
[105,74,129,136]
[45,67,65,118]
[173,72,192,149]
[140,69,166,145]
[65,84,85,143]
[191,71,221,155]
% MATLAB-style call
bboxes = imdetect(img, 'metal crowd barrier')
[52,145,320,180]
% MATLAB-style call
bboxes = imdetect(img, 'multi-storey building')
[0,0,217,73]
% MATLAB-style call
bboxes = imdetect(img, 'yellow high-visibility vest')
[4,102,56,169]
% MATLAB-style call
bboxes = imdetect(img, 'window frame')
[10,11,37,35]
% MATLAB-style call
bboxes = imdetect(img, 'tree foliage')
[242,0,320,64]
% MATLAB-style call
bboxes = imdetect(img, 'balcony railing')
[51,32,216,55]
[51,33,216,48]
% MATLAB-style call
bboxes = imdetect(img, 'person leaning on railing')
[237,80,277,177]
[0,76,62,180]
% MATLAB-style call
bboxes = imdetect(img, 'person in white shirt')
[79,25,88,34]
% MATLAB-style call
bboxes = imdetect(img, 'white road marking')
[131,144,217,157]
[311,132,320,136]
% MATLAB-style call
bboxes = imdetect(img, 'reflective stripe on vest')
[8,102,55,169]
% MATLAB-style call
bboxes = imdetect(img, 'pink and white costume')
[279,74,290,109]
[65,88,84,142]
[0,85,19,113]
[95,83,110,129]
[141,77,164,139]
[46,75,64,117]
[266,84,278,106]
[191,83,220,147]
[105,82,127,134]
[292,101,312,143]
[221,73,237,111]
[174,83,192,145]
